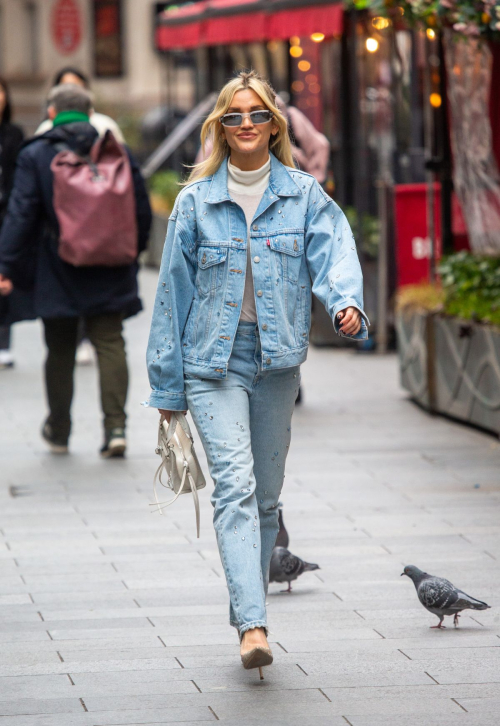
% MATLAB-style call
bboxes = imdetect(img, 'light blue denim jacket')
[147,153,368,411]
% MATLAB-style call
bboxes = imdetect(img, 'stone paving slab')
[1,268,499,725]
[345,716,499,726]
[83,688,329,713]
[0,698,84,716]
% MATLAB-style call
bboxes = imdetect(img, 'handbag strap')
[151,457,188,511]
[152,414,201,538]
[165,411,192,441]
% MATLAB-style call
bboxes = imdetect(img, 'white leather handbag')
[150,412,206,538]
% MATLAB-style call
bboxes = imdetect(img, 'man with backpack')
[0,84,152,457]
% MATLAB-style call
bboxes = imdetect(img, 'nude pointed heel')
[241,646,273,679]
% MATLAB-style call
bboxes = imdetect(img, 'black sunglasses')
[219,110,274,127]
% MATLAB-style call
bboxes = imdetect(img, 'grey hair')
[47,83,93,115]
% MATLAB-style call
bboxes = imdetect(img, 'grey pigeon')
[402,565,491,628]
[270,546,319,592]
[275,503,289,549]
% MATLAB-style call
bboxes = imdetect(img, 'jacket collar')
[204,152,302,204]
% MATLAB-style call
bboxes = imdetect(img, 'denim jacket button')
[252,225,258,231]
[253,256,260,263]
[262,323,268,330]
[266,358,271,365]
[256,290,263,297]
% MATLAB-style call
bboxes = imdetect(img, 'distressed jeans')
[185,321,299,637]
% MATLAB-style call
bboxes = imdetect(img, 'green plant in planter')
[148,171,181,216]
[395,283,444,314]
[438,251,500,327]
[344,206,380,259]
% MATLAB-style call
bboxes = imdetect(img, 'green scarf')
[52,111,90,128]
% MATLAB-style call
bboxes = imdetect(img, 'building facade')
[0,0,164,134]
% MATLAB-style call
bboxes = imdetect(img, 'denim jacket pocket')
[196,246,227,295]
[269,233,305,283]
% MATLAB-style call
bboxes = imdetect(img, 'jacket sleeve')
[0,149,43,284]
[127,149,152,254]
[146,203,196,411]
[304,181,369,341]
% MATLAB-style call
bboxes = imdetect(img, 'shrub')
[438,251,500,327]
[148,171,181,215]
[396,284,444,314]
[344,206,380,259]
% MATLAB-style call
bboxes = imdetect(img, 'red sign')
[52,0,82,56]
[395,183,442,288]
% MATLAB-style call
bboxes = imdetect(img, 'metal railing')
[141,92,218,179]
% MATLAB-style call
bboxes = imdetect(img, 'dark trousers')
[0,325,11,350]
[43,313,128,441]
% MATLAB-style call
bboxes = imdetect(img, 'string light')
[430,93,442,108]
[366,38,379,53]
[298,60,311,72]
[291,80,304,92]
[372,17,390,30]
[426,28,436,40]
[311,32,325,42]
[290,46,303,58]
[290,36,300,46]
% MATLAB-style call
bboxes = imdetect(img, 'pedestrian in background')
[146,70,367,676]
[36,67,125,143]
[0,77,26,370]
[0,84,152,457]
[36,67,126,366]
[275,95,330,185]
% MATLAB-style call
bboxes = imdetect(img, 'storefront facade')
[154,1,430,211]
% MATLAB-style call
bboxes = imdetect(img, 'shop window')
[93,0,123,77]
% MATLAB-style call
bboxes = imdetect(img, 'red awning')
[155,1,343,51]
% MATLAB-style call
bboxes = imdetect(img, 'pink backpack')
[50,131,138,267]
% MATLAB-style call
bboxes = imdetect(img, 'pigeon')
[402,565,491,628]
[270,546,319,592]
[275,503,289,549]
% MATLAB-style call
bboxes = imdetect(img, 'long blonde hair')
[186,70,295,184]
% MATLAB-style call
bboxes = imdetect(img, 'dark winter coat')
[0,121,24,223]
[0,122,152,320]
[0,121,35,326]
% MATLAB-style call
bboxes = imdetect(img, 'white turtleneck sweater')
[227,157,271,323]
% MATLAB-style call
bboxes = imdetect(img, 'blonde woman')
[147,70,368,677]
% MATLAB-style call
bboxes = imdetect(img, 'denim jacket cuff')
[148,390,188,411]
[332,302,370,341]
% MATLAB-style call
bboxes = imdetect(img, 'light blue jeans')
[185,321,300,637]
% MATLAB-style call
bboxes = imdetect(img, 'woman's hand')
[158,409,187,423]
[0,275,13,296]
[337,307,362,336]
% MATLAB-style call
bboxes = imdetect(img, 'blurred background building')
[1,0,164,135]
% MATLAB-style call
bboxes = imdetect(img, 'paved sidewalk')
[1,268,499,726]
